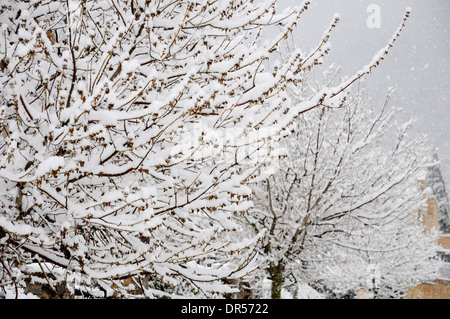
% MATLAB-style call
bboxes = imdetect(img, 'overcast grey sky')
[277,0,450,194]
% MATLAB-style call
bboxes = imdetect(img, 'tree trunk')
[372,277,379,299]
[269,260,284,299]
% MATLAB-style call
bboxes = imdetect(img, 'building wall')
[422,190,440,234]
[439,235,450,250]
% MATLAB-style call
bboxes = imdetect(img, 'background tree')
[244,84,441,299]
[0,0,389,298]
[426,154,450,234]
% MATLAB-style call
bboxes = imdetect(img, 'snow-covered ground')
[1,287,39,299]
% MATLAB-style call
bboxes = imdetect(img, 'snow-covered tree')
[0,0,409,298]
[244,85,441,299]
[426,154,450,234]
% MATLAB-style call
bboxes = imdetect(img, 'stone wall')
[406,280,450,299]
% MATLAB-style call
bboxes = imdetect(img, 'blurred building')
[406,164,450,299]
